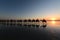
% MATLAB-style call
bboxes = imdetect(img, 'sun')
[51,18,56,21]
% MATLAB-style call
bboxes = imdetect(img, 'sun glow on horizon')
[51,18,56,21]
[50,18,56,24]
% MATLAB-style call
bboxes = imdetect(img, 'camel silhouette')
[24,19,27,22]
[36,19,39,22]
[28,19,31,22]
[32,19,35,22]
[42,19,47,23]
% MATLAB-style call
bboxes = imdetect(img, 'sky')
[0,0,60,19]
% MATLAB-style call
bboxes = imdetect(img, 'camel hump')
[42,19,47,22]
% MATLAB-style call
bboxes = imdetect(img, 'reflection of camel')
[42,25,47,28]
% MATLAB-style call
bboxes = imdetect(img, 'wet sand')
[0,25,51,40]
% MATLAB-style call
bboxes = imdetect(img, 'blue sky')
[0,0,60,19]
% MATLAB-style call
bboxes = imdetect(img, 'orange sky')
[45,16,60,20]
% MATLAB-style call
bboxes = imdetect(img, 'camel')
[42,19,47,23]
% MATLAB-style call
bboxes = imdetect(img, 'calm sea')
[0,21,60,40]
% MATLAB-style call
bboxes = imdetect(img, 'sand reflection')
[47,21,60,27]
[51,21,56,24]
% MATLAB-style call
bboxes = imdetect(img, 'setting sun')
[51,18,56,21]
